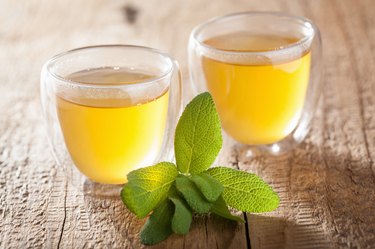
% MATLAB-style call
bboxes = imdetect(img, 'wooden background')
[1,0,375,248]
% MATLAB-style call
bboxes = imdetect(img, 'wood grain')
[0,0,374,248]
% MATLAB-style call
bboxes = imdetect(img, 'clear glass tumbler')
[41,45,182,195]
[189,12,322,154]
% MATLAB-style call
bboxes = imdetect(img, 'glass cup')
[189,12,322,155]
[41,45,182,195]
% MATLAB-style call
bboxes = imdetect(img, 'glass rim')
[191,11,319,56]
[44,44,175,88]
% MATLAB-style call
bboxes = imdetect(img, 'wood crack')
[243,213,251,249]
[57,181,67,249]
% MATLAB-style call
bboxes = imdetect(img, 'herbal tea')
[203,32,311,144]
[56,68,169,184]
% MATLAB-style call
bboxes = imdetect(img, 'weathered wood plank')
[1,0,375,248]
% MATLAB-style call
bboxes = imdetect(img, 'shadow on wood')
[236,133,375,248]
[247,214,331,249]
[83,191,248,248]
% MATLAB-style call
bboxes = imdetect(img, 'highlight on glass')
[189,12,322,154]
[41,45,182,192]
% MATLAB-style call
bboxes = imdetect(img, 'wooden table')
[1,0,374,248]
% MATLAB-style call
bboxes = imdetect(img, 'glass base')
[82,180,124,198]
[259,131,303,155]
[223,126,309,158]
[60,158,125,198]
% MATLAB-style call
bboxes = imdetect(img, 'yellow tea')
[56,68,169,184]
[202,32,311,144]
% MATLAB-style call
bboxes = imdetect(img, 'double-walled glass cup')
[41,45,182,195]
[189,12,322,154]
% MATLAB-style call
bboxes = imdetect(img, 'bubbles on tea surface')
[201,32,312,65]
[57,67,169,107]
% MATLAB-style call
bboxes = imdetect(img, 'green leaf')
[175,175,212,214]
[190,173,224,202]
[140,200,174,245]
[207,167,280,212]
[119,92,282,245]
[169,194,193,235]
[121,162,178,218]
[174,92,222,174]
[211,195,245,223]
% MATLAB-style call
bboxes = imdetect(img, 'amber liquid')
[56,68,169,184]
[203,32,311,144]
